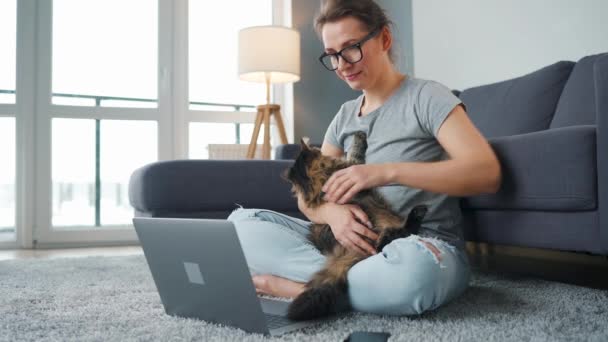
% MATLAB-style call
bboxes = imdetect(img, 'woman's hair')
[314,0,397,63]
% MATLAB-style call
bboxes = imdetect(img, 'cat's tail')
[287,282,350,321]
[287,249,361,321]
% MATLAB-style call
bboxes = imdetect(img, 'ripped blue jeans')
[227,207,471,316]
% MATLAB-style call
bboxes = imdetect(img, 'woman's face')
[321,16,385,90]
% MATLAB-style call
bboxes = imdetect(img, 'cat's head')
[283,139,338,208]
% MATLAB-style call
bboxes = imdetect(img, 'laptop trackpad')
[259,297,291,316]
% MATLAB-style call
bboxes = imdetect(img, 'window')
[49,0,159,229]
[188,0,271,107]
[51,119,157,227]
[188,0,274,157]
[0,0,16,104]
[4,1,288,248]
[0,118,15,240]
[99,120,157,225]
[52,0,157,107]
[51,119,96,226]
[0,0,16,243]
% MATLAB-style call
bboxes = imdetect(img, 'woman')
[228,0,501,316]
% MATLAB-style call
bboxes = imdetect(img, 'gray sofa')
[128,53,608,255]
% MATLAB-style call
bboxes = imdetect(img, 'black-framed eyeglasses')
[318,29,381,71]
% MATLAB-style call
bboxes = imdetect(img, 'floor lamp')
[238,26,300,159]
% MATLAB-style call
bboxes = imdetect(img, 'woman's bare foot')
[252,274,306,298]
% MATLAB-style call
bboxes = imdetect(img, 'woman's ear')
[381,26,392,52]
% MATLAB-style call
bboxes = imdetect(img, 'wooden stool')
[246,104,288,159]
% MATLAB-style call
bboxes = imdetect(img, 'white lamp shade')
[238,26,300,84]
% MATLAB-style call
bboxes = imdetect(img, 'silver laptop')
[132,217,330,336]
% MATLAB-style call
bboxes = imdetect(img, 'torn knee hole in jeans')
[416,238,446,268]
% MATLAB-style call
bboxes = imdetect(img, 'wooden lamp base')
[246,104,288,159]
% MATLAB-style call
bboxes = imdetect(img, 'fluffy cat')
[284,131,428,320]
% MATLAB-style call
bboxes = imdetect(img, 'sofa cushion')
[459,61,575,138]
[550,53,608,128]
[461,125,597,211]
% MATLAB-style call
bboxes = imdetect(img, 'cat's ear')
[300,136,311,150]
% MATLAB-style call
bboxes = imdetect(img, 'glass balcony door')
[32,0,162,246]
[0,0,17,247]
[4,0,290,248]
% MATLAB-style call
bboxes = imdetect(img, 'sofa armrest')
[462,125,597,211]
[128,159,297,214]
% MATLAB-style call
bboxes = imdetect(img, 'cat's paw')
[410,205,428,222]
[376,232,395,252]
[376,236,390,252]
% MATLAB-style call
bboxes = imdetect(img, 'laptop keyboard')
[265,313,294,329]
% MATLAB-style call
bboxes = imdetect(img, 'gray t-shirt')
[323,77,465,249]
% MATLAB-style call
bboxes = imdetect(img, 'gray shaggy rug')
[1,255,607,341]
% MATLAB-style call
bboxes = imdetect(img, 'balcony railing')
[1,88,257,144]
[0,89,255,110]
[1,88,256,226]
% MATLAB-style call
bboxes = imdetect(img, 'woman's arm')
[323,105,502,204]
[297,192,330,224]
[299,193,378,255]
[387,104,501,196]
[297,141,378,255]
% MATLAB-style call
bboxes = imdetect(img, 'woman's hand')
[322,164,391,204]
[321,202,379,255]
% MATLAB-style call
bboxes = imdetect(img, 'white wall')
[377,0,414,76]
[412,0,608,90]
